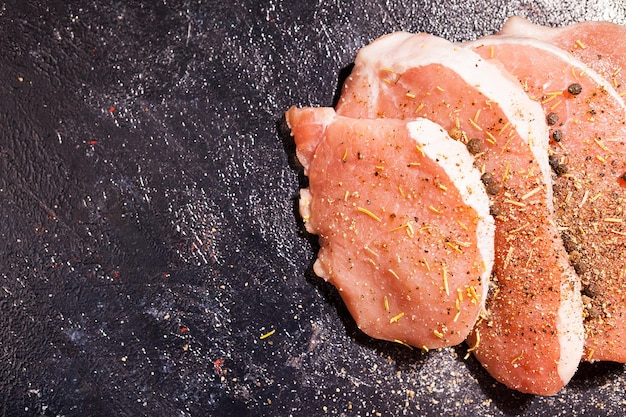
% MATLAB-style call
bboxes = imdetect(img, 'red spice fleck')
[109,106,116,113]
[180,326,189,333]
[88,139,98,145]
[112,271,120,279]
[214,358,225,374]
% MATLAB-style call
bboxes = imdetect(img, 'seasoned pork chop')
[335,32,582,395]
[468,31,626,363]
[286,107,494,349]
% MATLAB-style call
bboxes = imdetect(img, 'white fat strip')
[357,32,553,204]
[407,118,495,306]
[557,272,584,384]
[499,16,557,38]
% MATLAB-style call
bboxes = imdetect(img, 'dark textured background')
[1,1,626,416]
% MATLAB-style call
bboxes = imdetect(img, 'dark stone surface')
[0,0,625,416]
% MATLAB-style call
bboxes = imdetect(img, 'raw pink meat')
[286,106,494,349]
[335,31,582,395]
[479,24,626,363]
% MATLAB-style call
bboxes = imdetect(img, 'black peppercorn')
[466,138,483,154]
[561,233,577,253]
[574,261,588,275]
[549,155,560,170]
[555,163,568,175]
[546,112,559,126]
[583,282,600,297]
[486,182,500,195]
[481,172,494,185]
[567,83,583,95]
[552,129,563,142]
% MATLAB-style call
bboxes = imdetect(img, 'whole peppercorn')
[486,182,500,195]
[567,83,583,95]
[561,233,577,253]
[583,282,600,297]
[552,130,563,142]
[546,112,559,126]
[574,261,588,275]
[481,172,494,185]
[548,155,560,170]
[489,205,501,217]
[555,163,568,176]
[466,138,483,154]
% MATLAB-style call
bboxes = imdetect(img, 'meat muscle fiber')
[286,106,494,349]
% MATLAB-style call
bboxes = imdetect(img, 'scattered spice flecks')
[213,358,225,374]
[260,329,276,339]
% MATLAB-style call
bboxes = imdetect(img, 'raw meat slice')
[467,33,626,363]
[286,106,495,349]
[499,17,626,96]
[335,31,582,395]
